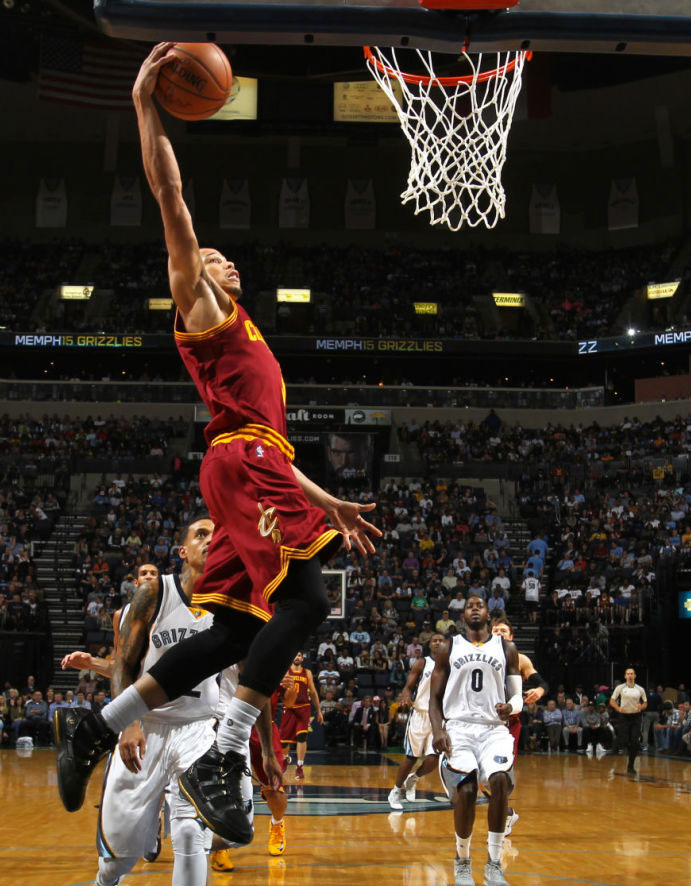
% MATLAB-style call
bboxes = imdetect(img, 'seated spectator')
[435,609,455,634]
[562,697,583,752]
[13,689,52,746]
[543,699,563,751]
[448,590,466,615]
[487,589,506,616]
[520,701,543,752]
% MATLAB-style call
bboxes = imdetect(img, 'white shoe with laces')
[454,857,474,886]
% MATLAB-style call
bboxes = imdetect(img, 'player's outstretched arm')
[60,650,113,679]
[132,43,203,314]
[290,464,382,555]
[519,652,549,703]
[429,639,451,754]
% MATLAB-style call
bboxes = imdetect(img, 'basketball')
[154,43,232,121]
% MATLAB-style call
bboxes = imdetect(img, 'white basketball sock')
[101,685,149,734]
[487,831,504,863]
[455,834,471,859]
[216,697,261,754]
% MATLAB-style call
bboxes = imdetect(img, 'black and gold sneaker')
[178,743,254,845]
[54,707,117,812]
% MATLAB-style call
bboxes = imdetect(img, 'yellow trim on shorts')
[262,529,342,601]
[190,593,272,622]
[174,303,238,341]
[210,423,295,462]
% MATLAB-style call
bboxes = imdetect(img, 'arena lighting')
[60,285,94,301]
[148,297,174,310]
[413,302,438,315]
[277,288,311,303]
[627,327,637,336]
[647,281,680,300]
[492,292,525,308]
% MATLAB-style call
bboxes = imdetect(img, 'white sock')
[216,697,261,754]
[455,834,471,859]
[487,831,504,863]
[101,685,149,734]
[271,816,283,825]
[297,759,304,767]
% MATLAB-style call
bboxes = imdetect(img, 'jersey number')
[471,669,483,693]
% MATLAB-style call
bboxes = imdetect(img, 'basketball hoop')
[364,45,531,231]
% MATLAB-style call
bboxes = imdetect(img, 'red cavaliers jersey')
[284,667,310,708]
[175,301,289,449]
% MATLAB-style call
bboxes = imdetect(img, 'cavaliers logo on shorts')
[257,502,282,545]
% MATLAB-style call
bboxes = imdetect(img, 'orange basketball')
[154,43,232,121]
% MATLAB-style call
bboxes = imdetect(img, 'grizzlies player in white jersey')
[95,517,218,886]
[388,633,445,810]
[430,595,522,886]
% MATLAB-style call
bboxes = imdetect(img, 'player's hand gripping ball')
[155,43,232,120]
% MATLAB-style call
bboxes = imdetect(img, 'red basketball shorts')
[509,715,521,758]
[191,431,341,618]
[249,722,285,787]
[279,705,311,743]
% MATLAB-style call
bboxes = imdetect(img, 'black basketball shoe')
[178,743,254,845]
[54,707,117,812]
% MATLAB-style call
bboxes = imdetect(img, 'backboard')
[94,0,691,56]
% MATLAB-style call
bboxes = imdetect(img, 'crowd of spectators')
[3,238,683,342]
[75,473,206,637]
[0,672,111,747]
[0,413,187,464]
[407,411,691,470]
[0,482,57,633]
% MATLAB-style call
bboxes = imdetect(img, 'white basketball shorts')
[404,708,436,758]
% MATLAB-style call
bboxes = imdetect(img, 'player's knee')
[296,730,308,743]
[171,816,205,856]
[488,771,510,795]
[278,557,330,627]
[454,772,478,803]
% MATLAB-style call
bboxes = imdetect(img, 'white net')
[365,47,529,231]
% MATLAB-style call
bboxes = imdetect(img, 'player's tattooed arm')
[110,579,160,698]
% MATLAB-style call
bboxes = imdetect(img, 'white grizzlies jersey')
[443,633,507,727]
[413,656,435,713]
[140,574,219,724]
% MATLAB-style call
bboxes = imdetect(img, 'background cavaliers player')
[55,43,381,847]
[279,651,323,779]
[491,616,549,837]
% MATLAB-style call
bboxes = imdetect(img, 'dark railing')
[0,379,605,410]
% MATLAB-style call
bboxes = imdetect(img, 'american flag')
[38,33,146,110]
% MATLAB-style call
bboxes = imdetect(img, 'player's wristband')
[524,672,549,695]
[506,675,523,714]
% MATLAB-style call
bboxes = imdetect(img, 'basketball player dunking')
[388,633,445,811]
[55,43,381,846]
[430,595,522,886]
[278,651,323,780]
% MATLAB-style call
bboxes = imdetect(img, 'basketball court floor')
[2,747,689,885]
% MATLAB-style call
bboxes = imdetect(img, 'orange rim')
[363,46,531,87]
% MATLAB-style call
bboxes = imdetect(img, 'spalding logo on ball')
[155,43,233,121]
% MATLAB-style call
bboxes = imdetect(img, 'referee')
[609,668,647,774]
